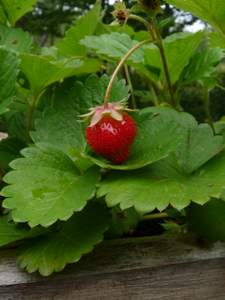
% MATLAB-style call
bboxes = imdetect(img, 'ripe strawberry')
[84,103,137,164]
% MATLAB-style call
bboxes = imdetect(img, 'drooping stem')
[104,39,151,106]
[203,88,215,134]
[149,19,176,107]
[124,64,136,108]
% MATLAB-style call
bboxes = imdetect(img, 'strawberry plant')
[0,0,225,276]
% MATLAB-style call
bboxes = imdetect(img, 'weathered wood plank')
[0,235,225,299]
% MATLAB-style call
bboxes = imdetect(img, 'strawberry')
[84,103,137,164]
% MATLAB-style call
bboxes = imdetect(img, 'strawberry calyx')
[82,101,131,127]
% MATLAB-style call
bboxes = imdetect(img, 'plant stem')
[216,84,225,92]
[149,19,176,107]
[128,14,150,30]
[26,90,45,141]
[203,88,215,134]
[124,64,136,108]
[149,84,160,106]
[142,212,168,221]
[104,39,151,105]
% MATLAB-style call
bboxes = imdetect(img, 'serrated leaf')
[98,150,225,213]
[57,2,101,57]
[81,32,144,64]
[0,215,46,247]
[32,75,129,156]
[0,48,20,114]
[18,202,110,276]
[187,199,225,242]
[0,0,36,26]
[98,119,225,212]
[86,107,195,170]
[181,47,225,85]
[166,0,225,39]
[0,25,33,53]
[2,145,100,227]
[144,32,203,83]
[20,54,101,97]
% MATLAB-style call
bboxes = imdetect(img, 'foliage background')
[0,0,225,276]
[17,0,225,122]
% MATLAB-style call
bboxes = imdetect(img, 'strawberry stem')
[149,18,176,107]
[104,39,151,106]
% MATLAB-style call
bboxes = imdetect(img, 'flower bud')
[112,1,129,25]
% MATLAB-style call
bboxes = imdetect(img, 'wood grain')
[0,234,225,299]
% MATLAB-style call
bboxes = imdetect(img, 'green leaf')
[57,2,101,57]
[80,32,159,81]
[0,48,20,114]
[166,0,225,39]
[0,0,36,26]
[2,145,101,227]
[81,32,144,64]
[181,47,225,85]
[98,151,225,213]
[0,6,7,25]
[144,32,203,83]
[0,138,24,170]
[187,199,225,242]
[86,107,195,170]
[0,215,46,247]
[175,124,224,174]
[18,202,110,276]
[32,74,129,156]
[98,122,225,212]
[2,97,27,143]
[210,31,225,49]
[0,25,33,53]
[20,54,101,96]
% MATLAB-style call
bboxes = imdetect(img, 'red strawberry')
[84,103,137,164]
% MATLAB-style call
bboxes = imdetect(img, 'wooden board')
[0,234,225,299]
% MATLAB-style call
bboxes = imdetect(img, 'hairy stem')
[104,39,151,105]
[124,64,136,108]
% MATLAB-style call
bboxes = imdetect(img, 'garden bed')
[1,234,225,300]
